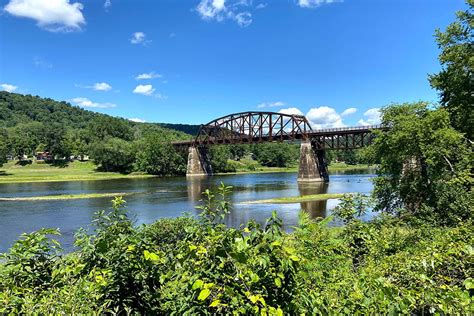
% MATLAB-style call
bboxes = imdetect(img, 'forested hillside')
[0,92,368,174]
[0,92,106,129]
[0,92,194,174]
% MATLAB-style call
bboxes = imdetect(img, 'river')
[0,170,376,253]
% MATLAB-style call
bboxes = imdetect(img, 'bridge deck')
[173,125,385,148]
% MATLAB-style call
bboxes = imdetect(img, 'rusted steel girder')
[171,111,387,150]
[192,111,313,146]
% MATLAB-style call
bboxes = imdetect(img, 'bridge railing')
[311,125,383,133]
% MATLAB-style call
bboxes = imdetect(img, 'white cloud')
[306,106,345,129]
[133,84,155,96]
[257,101,285,109]
[279,107,304,116]
[234,12,252,27]
[4,0,85,32]
[297,0,341,8]
[0,83,18,92]
[76,82,112,91]
[93,82,112,91]
[129,118,146,123]
[71,97,116,108]
[130,32,150,45]
[255,3,267,9]
[196,0,253,27]
[358,108,381,126]
[341,107,357,116]
[104,0,111,10]
[135,72,162,80]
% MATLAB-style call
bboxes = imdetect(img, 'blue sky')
[0,0,467,127]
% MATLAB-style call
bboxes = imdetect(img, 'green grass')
[221,159,373,175]
[0,192,131,201]
[0,160,154,184]
[242,193,348,204]
[0,159,374,184]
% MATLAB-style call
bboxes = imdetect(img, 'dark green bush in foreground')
[0,187,472,314]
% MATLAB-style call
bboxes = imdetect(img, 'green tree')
[0,129,7,167]
[338,150,358,165]
[210,145,235,173]
[44,124,71,159]
[7,122,44,158]
[134,133,186,175]
[228,145,248,161]
[89,138,135,172]
[252,143,299,167]
[365,102,472,225]
[87,116,134,142]
[65,130,89,158]
[429,0,474,139]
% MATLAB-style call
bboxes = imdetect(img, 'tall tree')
[429,0,473,139]
[252,143,299,168]
[0,129,7,167]
[134,133,186,175]
[365,102,472,226]
[44,124,70,159]
[89,138,135,172]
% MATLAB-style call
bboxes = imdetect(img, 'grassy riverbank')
[0,160,373,184]
[0,192,131,201]
[0,160,154,184]
[222,159,373,175]
[242,193,348,204]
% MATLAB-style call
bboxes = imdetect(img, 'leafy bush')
[365,102,473,226]
[89,138,135,172]
[0,191,472,314]
[134,133,186,175]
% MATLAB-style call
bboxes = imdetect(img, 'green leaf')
[274,277,282,288]
[209,300,220,307]
[276,307,283,316]
[463,278,473,290]
[198,288,211,301]
[143,250,160,262]
[289,255,300,262]
[192,279,204,290]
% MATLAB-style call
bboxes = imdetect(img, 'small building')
[36,152,52,161]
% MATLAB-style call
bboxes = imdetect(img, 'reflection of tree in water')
[298,182,329,219]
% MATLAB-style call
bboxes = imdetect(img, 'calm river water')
[0,170,375,253]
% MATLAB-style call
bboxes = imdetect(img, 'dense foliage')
[0,189,472,314]
[134,133,187,175]
[429,0,473,139]
[365,102,473,226]
[251,143,299,168]
[0,92,192,173]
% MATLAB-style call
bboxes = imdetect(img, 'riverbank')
[220,161,374,175]
[0,192,131,201]
[0,160,154,184]
[242,193,348,204]
[0,160,374,184]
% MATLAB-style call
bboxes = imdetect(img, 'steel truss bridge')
[172,111,386,150]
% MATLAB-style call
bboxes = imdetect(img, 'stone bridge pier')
[186,146,213,176]
[297,141,329,182]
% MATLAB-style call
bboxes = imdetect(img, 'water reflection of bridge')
[186,176,329,220]
[174,111,385,182]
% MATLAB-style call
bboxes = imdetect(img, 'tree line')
[0,92,366,174]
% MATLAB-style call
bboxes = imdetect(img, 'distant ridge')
[0,91,196,136]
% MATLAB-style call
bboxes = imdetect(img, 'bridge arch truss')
[193,111,313,146]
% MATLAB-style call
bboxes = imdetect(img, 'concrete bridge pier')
[186,146,213,176]
[297,141,329,182]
